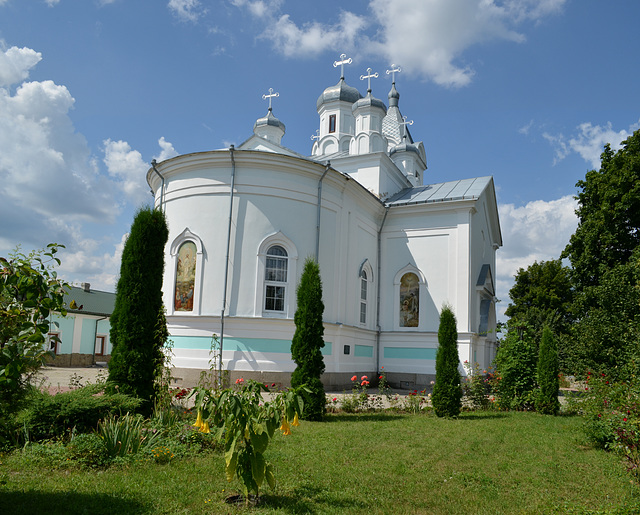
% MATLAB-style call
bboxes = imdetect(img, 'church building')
[147,58,502,390]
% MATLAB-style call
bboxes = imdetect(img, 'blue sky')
[1,0,639,319]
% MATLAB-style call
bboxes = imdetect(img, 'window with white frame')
[264,245,288,312]
[359,269,368,324]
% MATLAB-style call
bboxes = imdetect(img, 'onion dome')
[316,78,362,110]
[352,91,387,113]
[390,140,421,157]
[254,108,285,133]
[388,82,400,108]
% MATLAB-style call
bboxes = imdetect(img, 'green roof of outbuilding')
[64,286,115,317]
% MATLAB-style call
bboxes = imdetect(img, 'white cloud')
[168,0,205,22]
[103,139,152,206]
[0,44,42,87]
[496,195,577,319]
[45,0,60,6]
[155,136,178,162]
[232,0,566,87]
[543,119,640,169]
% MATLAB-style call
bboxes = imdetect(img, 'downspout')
[151,159,165,213]
[315,162,331,261]
[219,145,236,387]
[92,316,107,366]
[375,206,390,375]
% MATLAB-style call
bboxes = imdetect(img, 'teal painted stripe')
[171,336,332,356]
[354,345,373,358]
[322,342,332,356]
[384,347,437,360]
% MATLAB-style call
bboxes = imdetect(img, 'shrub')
[66,432,110,468]
[494,321,537,410]
[536,327,560,415]
[462,361,494,410]
[432,306,462,417]
[17,384,141,441]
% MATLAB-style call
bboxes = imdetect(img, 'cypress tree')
[536,326,561,415]
[108,207,169,414]
[290,257,326,421]
[432,305,462,417]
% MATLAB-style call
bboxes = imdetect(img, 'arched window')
[169,228,204,315]
[264,245,288,312]
[359,269,368,325]
[174,241,197,312]
[399,272,420,328]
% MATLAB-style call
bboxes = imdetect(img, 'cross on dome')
[399,115,414,140]
[360,67,379,93]
[262,88,279,111]
[386,64,401,84]
[333,53,352,80]
[311,129,320,141]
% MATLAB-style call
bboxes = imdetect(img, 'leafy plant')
[0,244,70,408]
[462,361,494,410]
[191,379,306,504]
[66,432,110,468]
[98,413,162,458]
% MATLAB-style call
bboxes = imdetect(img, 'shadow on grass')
[0,490,150,515]
[322,413,405,423]
[261,483,366,514]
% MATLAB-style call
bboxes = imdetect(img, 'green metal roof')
[64,285,115,317]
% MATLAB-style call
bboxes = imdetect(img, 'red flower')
[598,414,602,418]
[332,397,337,402]
[379,376,383,380]
[351,375,357,381]
[361,380,370,386]
[361,375,368,381]
[624,418,628,422]
[272,383,276,387]
[235,378,244,384]
[587,371,591,375]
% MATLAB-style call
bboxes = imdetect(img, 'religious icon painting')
[175,241,197,311]
[399,272,419,327]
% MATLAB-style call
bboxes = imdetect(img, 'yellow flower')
[200,420,211,433]
[291,413,300,427]
[280,416,291,436]
[193,409,203,428]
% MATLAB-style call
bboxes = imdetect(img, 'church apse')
[174,241,196,311]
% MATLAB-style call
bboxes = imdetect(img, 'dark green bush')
[17,384,141,441]
[66,432,110,468]
[432,306,462,417]
[536,327,560,415]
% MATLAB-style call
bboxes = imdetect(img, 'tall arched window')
[175,241,197,312]
[264,245,288,312]
[399,272,420,327]
[359,269,368,325]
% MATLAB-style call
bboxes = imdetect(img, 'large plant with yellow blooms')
[190,379,306,504]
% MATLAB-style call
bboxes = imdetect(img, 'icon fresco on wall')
[175,241,196,311]
[400,272,419,327]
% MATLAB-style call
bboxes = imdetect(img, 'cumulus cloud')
[155,136,178,162]
[232,0,566,87]
[0,44,42,87]
[543,119,640,169]
[168,0,205,22]
[495,195,577,319]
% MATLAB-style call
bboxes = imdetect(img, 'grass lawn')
[1,411,638,514]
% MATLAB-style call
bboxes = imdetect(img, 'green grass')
[1,412,638,514]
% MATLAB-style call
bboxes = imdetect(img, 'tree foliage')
[536,327,560,415]
[432,306,462,417]
[562,130,640,293]
[505,259,574,340]
[494,321,537,410]
[290,258,326,421]
[107,207,169,413]
[0,244,69,406]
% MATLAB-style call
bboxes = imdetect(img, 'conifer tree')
[432,306,462,417]
[290,257,326,421]
[536,326,560,415]
[108,207,169,414]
